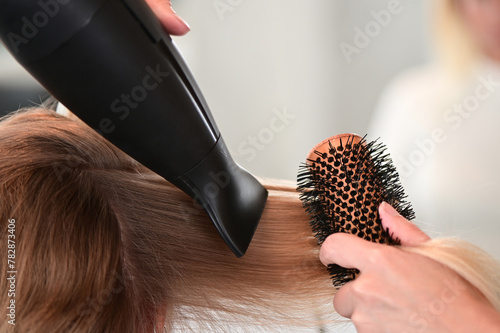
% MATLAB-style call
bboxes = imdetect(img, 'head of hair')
[0,108,334,332]
[2,107,499,332]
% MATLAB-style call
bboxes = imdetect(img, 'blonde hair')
[0,108,333,332]
[433,0,480,76]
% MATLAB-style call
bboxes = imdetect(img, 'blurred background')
[0,0,433,180]
[170,0,433,181]
[0,47,48,114]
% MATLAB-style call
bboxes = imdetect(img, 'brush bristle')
[297,134,415,288]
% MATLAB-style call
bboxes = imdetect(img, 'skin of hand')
[319,202,500,333]
[144,0,190,36]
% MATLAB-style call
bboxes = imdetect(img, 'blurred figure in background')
[369,0,500,260]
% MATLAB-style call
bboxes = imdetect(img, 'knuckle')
[351,277,372,297]
[367,246,390,266]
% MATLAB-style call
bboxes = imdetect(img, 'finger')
[144,0,190,36]
[332,280,356,318]
[319,233,382,271]
[379,202,430,246]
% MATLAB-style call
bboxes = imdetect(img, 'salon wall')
[0,48,47,114]
[172,0,433,181]
[0,0,432,180]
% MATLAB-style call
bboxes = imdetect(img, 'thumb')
[379,202,430,246]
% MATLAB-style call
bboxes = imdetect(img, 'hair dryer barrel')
[0,0,268,257]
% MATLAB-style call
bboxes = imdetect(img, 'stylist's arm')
[320,202,500,332]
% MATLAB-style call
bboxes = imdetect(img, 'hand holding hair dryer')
[0,0,268,257]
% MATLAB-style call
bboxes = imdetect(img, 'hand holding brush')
[298,134,500,332]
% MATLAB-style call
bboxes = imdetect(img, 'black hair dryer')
[0,0,268,257]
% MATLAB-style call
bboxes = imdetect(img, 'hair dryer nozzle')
[172,138,268,257]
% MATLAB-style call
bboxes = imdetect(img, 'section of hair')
[0,109,334,332]
[404,238,500,312]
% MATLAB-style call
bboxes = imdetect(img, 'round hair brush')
[297,134,415,288]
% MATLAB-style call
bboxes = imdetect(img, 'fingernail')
[175,15,190,31]
[380,201,400,216]
[160,3,190,32]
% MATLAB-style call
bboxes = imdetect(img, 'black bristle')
[297,135,415,288]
